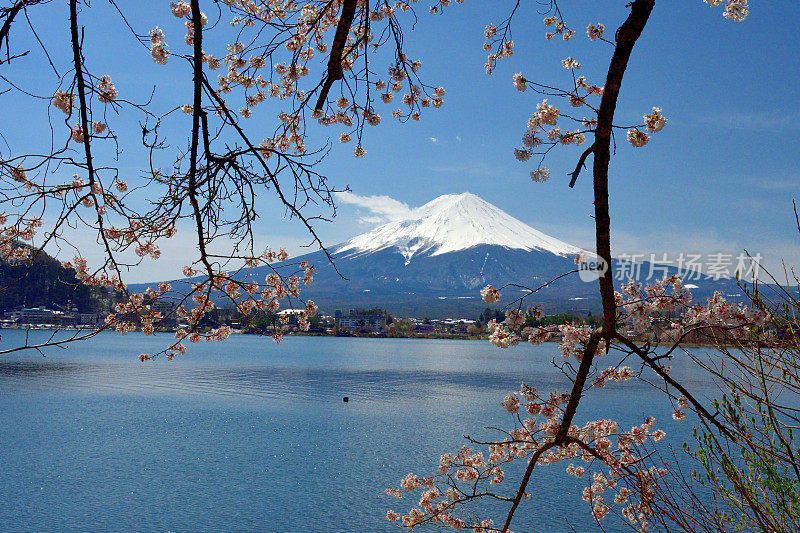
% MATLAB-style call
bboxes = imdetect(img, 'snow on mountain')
[336,192,584,264]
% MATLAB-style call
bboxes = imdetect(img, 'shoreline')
[0,325,746,348]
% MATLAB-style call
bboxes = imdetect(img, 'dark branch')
[501,1,656,530]
[568,143,594,188]
[314,0,357,110]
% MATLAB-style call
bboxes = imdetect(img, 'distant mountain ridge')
[132,192,746,318]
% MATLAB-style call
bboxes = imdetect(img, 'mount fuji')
[234,192,607,317]
[137,192,745,318]
[335,192,584,264]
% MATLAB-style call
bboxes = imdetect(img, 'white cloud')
[455,135,462,143]
[335,191,412,224]
[358,215,387,224]
[427,136,439,144]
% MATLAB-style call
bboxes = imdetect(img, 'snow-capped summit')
[336,192,584,264]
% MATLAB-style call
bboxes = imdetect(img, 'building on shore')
[336,310,386,333]
[2,306,102,327]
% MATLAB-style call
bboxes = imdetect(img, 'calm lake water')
[0,330,718,532]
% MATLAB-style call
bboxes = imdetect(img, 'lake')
[0,330,718,532]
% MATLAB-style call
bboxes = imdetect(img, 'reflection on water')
[0,359,574,402]
[0,330,718,532]
[0,330,713,400]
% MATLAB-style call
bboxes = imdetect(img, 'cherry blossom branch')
[187,0,214,278]
[500,3,656,530]
[500,332,603,531]
[568,143,594,188]
[314,0,357,110]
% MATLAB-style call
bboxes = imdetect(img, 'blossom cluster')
[96,74,118,103]
[512,96,666,176]
[543,15,575,42]
[477,272,772,447]
[704,0,749,22]
[0,207,43,262]
[62,256,126,291]
[615,276,693,333]
[505,10,675,183]
[481,300,550,350]
[486,273,769,361]
[586,23,605,41]
[52,90,76,115]
[107,289,168,339]
[627,107,667,148]
[150,27,169,65]
[615,275,769,344]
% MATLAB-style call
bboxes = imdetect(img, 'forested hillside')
[0,251,108,313]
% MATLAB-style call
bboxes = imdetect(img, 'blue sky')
[3,1,799,282]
